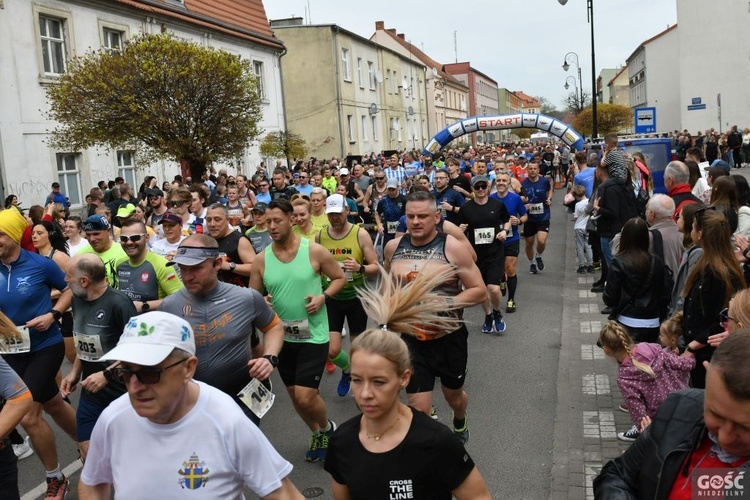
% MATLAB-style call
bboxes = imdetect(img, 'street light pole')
[559,0,598,139]
[564,76,581,112]
[562,52,584,116]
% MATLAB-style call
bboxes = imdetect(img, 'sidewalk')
[550,214,633,500]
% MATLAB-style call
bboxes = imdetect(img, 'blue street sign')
[634,107,656,134]
[692,97,702,105]
[687,104,707,111]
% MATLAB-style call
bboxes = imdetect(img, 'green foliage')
[259,130,308,164]
[46,33,263,179]
[573,103,633,137]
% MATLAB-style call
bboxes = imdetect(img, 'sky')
[264,0,677,110]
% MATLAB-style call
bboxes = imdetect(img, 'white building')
[677,0,750,133]
[626,24,680,133]
[0,0,285,209]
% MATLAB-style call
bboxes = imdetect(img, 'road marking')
[578,290,596,298]
[22,460,82,500]
[582,374,610,395]
[579,303,599,314]
[580,321,602,334]
[584,462,603,499]
[582,411,616,439]
[578,276,595,284]
[580,344,606,360]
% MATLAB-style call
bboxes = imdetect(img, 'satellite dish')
[375,71,383,84]
[432,67,439,78]
[369,103,379,115]
[408,106,414,116]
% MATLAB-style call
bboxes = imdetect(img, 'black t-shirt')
[216,230,249,287]
[324,408,475,499]
[448,174,471,195]
[72,288,137,406]
[458,198,509,261]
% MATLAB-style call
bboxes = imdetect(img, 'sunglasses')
[111,357,188,385]
[167,201,184,208]
[719,308,738,325]
[259,184,269,188]
[375,177,386,180]
[119,234,147,243]
[473,183,488,190]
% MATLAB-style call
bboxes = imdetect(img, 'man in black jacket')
[594,332,750,499]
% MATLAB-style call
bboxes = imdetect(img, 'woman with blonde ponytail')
[324,265,490,500]
[598,320,694,443]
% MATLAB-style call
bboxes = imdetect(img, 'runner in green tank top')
[250,199,347,463]
[316,194,379,398]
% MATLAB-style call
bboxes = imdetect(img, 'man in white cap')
[316,194,379,397]
[79,311,302,499]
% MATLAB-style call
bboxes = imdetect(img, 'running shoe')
[506,299,517,313]
[317,421,337,461]
[535,255,545,271]
[325,359,335,373]
[13,435,33,460]
[576,266,587,274]
[493,311,507,333]
[453,415,469,445]
[529,263,538,274]
[430,405,438,420]
[45,475,69,500]
[586,265,595,273]
[617,425,640,442]
[337,372,351,397]
[482,314,494,333]
[305,433,321,462]
[593,261,601,271]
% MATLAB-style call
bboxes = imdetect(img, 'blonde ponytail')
[599,321,655,378]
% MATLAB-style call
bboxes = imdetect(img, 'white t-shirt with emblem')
[81,380,292,498]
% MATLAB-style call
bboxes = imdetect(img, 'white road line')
[580,344,606,360]
[579,303,599,314]
[578,276,595,284]
[584,462,603,499]
[22,460,82,500]
[582,411,616,439]
[580,321,602,334]
[582,374,611,395]
[578,290,596,298]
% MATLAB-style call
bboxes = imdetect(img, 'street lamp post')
[558,0,597,139]
[562,53,584,113]
[564,76,582,111]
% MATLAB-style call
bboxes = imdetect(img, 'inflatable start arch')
[422,113,586,156]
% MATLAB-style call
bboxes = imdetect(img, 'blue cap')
[82,215,110,232]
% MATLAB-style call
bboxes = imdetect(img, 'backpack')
[650,229,675,320]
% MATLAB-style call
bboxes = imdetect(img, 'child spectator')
[598,320,694,443]
[571,185,594,273]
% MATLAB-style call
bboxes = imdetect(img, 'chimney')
[375,21,384,30]
[397,33,405,39]
[387,28,396,35]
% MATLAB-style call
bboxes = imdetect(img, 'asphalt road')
[17,192,571,500]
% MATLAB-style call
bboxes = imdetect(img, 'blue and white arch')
[422,113,586,155]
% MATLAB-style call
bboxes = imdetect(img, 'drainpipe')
[332,26,345,158]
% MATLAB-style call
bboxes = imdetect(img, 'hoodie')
[617,343,694,428]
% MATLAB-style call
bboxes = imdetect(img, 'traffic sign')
[634,107,656,134]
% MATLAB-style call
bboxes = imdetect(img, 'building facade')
[606,67,630,108]
[273,20,428,158]
[443,62,499,145]
[0,0,285,208]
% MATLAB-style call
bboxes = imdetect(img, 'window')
[393,70,399,95]
[117,151,136,186]
[372,116,379,141]
[102,27,124,53]
[39,16,67,75]
[386,69,392,94]
[347,115,355,143]
[253,61,265,98]
[357,58,363,88]
[368,61,375,90]
[341,48,351,82]
[361,115,368,141]
[56,153,82,206]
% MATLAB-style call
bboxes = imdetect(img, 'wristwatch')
[229,262,237,272]
[49,309,62,321]
[686,345,697,354]
[263,355,279,368]
[141,301,150,312]
[359,264,365,274]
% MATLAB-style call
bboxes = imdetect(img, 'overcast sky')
[265,0,677,110]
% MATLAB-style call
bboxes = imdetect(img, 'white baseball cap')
[325,194,347,214]
[339,168,350,176]
[99,311,196,366]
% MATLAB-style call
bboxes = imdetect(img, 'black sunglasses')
[473,183,488,190]
[167,201,184,208]
[375,176,386,180]
[111,357,188,385]
[119,234,147,244]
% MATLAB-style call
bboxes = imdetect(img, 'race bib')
[283,319,311,341]
[237,379,275,419]
[386,221,399,234]
[4,327,30,354]
[529,203,544,215]
[73,332,105,361]
[474,227,495,245]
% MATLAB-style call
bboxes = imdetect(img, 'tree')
[535,96,566,120]
[573,103,633,137]
[46,33,263,180]
[563,91,592,115]
[259,131,308,168]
